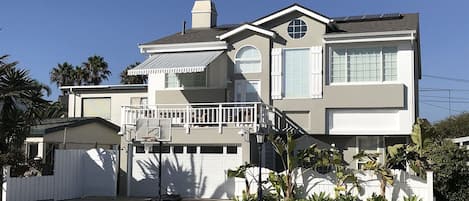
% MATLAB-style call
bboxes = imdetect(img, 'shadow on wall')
[131,152,237,199]
[133,153,207,198]
[81,148,118,197]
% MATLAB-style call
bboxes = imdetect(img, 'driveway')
[66,197,228,201]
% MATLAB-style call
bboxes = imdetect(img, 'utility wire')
[421,100,469,104]
[423,74,469,83]
[421,95,469,100]
[421,102,465,114]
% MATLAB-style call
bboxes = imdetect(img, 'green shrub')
[403,195,422,201]
[335,193,360,201]
[307,192,333,201]
[366,193,387,201]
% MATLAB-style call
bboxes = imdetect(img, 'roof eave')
[139,41,228,54]
[217,24,276,40]
[252,4,332,26]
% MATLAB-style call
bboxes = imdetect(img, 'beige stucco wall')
[155,88,226,104]
[68,90,148,126]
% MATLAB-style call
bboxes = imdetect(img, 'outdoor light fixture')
[253,124,267,201]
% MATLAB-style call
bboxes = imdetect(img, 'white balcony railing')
[120,102,263,135]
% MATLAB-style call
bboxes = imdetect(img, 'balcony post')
[218,104,223,134]
[185,105,191,134]
[119,106,126,135]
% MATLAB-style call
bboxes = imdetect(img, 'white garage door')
[130,144,242,199]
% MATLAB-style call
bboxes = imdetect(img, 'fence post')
[2,166,10,201]
[218,104,223,134]
[426,171,434,201]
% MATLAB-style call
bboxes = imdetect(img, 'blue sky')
[1,0,468,122]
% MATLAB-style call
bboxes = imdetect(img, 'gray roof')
[141,5,418,46]
[30,117,119,136]
[141,25,238,45]
[329,13,419,34]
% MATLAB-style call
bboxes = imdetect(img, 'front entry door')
[234,80,261,102]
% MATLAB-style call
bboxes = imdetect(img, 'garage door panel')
[130,145,242,199]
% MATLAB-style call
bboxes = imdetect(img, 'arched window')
[235,46,261,73]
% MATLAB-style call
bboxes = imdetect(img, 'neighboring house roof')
[29,117,120,136]
[329,13,419,34]
[60,84,147,92]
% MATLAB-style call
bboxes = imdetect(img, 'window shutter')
[310,46,323,98]
[271,48,283,99]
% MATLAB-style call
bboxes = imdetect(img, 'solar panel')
[346,15,363,21]
[382,13,401,19]
[363,14,382,20]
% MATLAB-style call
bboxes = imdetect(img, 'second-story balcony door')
[235,80,261,102]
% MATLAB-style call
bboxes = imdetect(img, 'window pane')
[245,81,260,102]
[200,146,223,154]
[331,49,346,83]
[348,48,381,82]
[165,72,206,88]
[82,98,111,119]
[165,73,179,88]
[235,46,261,73]
[150,145,170,153]
[358,136,378,153]
[383,47,397,81]
[284,49,310,98]
[227,146,238,154]
[173,146,183,153]
[187,146,197,153]
[135,146,145,153]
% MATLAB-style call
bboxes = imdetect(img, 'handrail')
[122,102,262,108]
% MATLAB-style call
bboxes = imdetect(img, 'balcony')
[120,102,267,137]
[120,102,307,141]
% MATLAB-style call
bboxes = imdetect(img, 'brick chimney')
[191,0,217,28]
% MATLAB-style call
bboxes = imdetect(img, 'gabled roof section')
[30,117,120,136]
[217,24,276,40]
[252,4,332,26]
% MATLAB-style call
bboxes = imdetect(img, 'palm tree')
[73,66,88,86]
[0,55,50,158]
[82,55,111,85]
[50,62,75,88]
[120,62,147,84]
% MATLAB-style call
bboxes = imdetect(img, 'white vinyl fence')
[2,148,118,201]
[235,167,434,201]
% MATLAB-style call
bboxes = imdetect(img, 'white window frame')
[164,71,208,90]
[282,47,312,99]
[234,45,262,74]
[287,18,308,39]
[234,80,261,102]
[329,46,398,85]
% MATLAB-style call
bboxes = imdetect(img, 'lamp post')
[255,132,265,201]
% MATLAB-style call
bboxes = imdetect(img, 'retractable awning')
[128,51,223,75]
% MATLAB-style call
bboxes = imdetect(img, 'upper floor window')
[235,46,261,73]
[165,71,206,88]
[82,97,111,120]
[331,47,398,83]
[288,19,307,39]
[284,49,310,98]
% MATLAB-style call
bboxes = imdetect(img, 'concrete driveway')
[66,197,227,201]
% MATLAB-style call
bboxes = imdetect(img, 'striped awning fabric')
[128,51,223,75]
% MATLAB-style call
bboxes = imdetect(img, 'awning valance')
[128,51,223,75]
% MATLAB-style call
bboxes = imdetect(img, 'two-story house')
[63,0,420,199]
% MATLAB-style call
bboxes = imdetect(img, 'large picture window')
[284,49,310,98]
[82,97,111,119]
[165,71,206,88]
[235,46,261,73]
[331,47,397,83]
